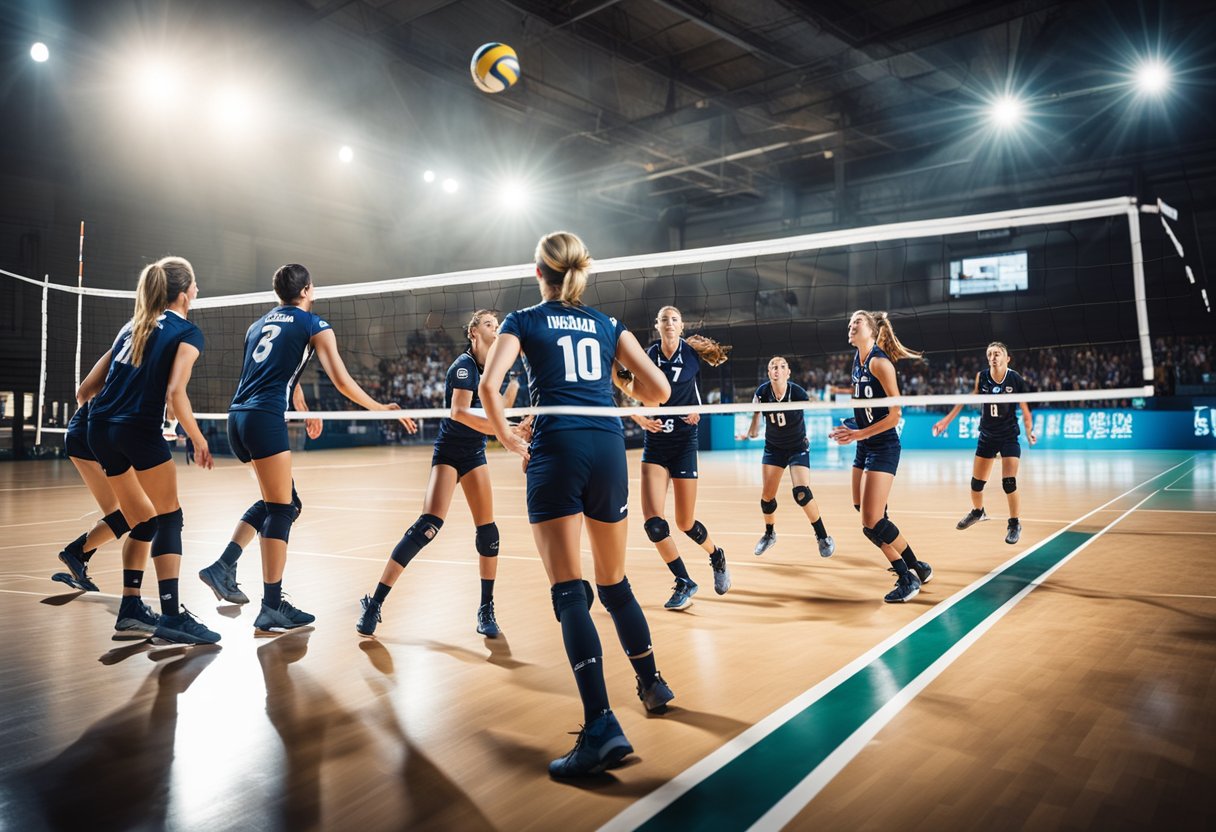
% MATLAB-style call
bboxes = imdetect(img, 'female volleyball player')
[828,310,932,603]
[356,309,511,640]
[479,231,674,778]
[932,341,1037,544]
[631,306,731,610]
[738,356,836,559]
[77,255,219,644]
[227,263,415,634]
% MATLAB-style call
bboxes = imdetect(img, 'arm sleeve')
[792,384,810,402]
[311,314,331,337]
[499,311,523,340]
[449,357,478,392]
[183,324,205,354]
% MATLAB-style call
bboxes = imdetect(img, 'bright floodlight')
[422,169,436,183]
[134,62,182,110]
[497,179,530,210]
[30,42,49,63]
[210,87,253,133]
[441,177,459,193]
[988,95,1024,129]
[1135,60,1170,95]
[338,145,354,163]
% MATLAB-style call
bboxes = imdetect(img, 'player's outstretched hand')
[932,420,948,437]
[379,402,417,433]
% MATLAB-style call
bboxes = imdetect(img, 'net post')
[1126,205,1155,386]
[36,274,49,447]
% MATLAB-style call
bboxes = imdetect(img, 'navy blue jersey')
[852,345,898,441]
[499,300,626,439]
[753,381,809,450]
[90,311,205,430]
[978,368,1027,438]
[230,305,329,415]
[436,350,488,452]
[644,339,702,446]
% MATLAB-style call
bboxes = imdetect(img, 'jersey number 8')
[252,324,282,364]
[557,335,602,382]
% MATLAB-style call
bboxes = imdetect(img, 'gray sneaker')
[115,596,160,634]
[754,531,777,556]
[199,561,249,604]
[636,672,675,714]
[1005,521,1022,545]
[956,508,988,530]
[710,548,731,595]
[817,535,836,558]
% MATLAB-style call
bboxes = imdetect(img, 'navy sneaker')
[55,549,99,592]
[956,508,988,530]
[817,535,836,558]
[153,607,221,645]
[254,598,315,634]
[1005,520,1022,545]
[548,710,634,778]
[476,602,501,638]
[663,577,698,611]
[115,596,160,634]
[199,561,249,605]
[636,672,675,714]
[883,569,922,603]
[913,560,933,584]
[357,595,382,637]
[710,548,731,595]
[754,531,777,556]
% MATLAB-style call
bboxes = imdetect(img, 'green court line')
[636,531,1094,831]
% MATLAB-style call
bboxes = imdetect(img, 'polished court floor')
[0,444,1212,831]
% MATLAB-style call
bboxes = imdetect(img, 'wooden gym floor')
[0,444,1212,831]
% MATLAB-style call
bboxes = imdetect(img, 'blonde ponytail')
[129,256,196,366]
[873,311,922,361]
[535,231,592,306]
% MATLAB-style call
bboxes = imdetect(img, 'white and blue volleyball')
[471,42,520,94]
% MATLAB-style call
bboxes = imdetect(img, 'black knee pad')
[644,516,671,543]
[862,525,883,548]
[150,508,184,557]
[551,579,595,621]
[291,484,303,520]
[129,516,159,543]
[241,500,268,529]
[761,497,777,515]
[683,520,708,545]
[475,522,499,557]
[596,576,634,612]
[1002,476,1017,494]
[262,502,295,543]
[792,485,812,506]
[392,514,443,566]
[873,517,900,546]
[103,510,130,538]
[971,477,987,493]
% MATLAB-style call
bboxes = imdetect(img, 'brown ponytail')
[129,256,195,366]
[853,309,922,362]
[535,231,591,306]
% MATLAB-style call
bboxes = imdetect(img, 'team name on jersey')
[264,312,295,323]
[546,316,597,333]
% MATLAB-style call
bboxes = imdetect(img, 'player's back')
[230,305,328,415]
[92,311,204,429]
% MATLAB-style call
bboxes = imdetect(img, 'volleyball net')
[4,195,1205,452]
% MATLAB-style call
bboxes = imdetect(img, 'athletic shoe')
[956,508,988,530]
[1005,520,1022,545]
[198,561,250,605]
[913,560,933,584]
[254,598,316,634]
[883,569,922,604]
[548,710,634,778]
[476,602,501,638]
[754,531,777,556]
[115,596,160,634]
[357,595,382,637]
[636,672,675,714]
[152,608,221,645]
[55,549,99,592]
[710,548,731,595]
[663,577,698,611]
[817,535,836,558]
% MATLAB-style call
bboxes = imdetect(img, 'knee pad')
[262,502,296,543]
[150,508,183,557]
[475,522,499,557]
[760,497,778,515]
[644,516,671,543]
[103,510,130,539]
[862,525,882,548]
[241,500,268,530]
[971,477,987,493]
[391,514,443,566]
[129,516,159,543]
[683,520,708,545]
[873,517,900,546]
[551,579,595,621]
[792,485,812,506]
[1002,476,1017,494]
[291,484,303,520]
[596,576,634,612]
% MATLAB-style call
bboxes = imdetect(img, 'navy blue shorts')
[762,440,810,470]
[527,429,628,524]
[853,438,901,475]
[64,424,95,461]
[432,443,488,478]
[641,433,698,479]
[976,432,1021,459]
[87,421,172,477]
[228,409,290,463]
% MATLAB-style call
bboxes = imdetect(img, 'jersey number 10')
[557,335,602,382]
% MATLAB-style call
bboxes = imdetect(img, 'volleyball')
[470,42,520,94]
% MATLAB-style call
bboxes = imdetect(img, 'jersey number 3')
[252,324,282,364]
[557,335,602,382]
